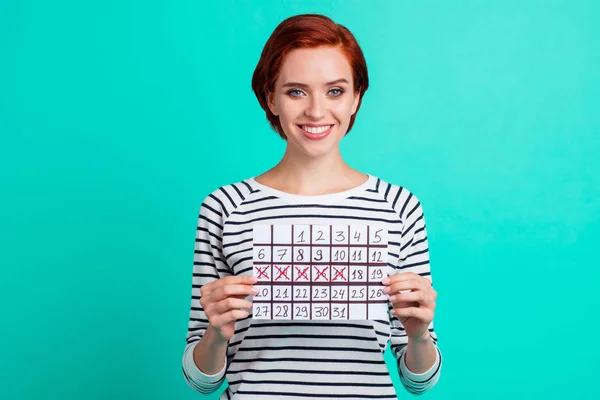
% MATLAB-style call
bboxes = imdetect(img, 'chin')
[293,140,339,158]
[284,124,345,157]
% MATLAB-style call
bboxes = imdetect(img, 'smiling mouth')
[297,124,334,135]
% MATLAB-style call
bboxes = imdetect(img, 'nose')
[304,96,325,119]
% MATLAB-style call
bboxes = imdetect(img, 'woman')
[182,13,442,399]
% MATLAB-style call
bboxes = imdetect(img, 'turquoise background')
[1,0,599,399]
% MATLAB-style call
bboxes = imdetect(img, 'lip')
[297,124,334,141]
[298,123,335,127]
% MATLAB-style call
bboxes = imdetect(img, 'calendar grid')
[366,225,369,319]
[253,260,386,265]
[270,225,274,318]
[253,243,385,248]
[309,225,313,319]
[266,282,385,287]
[329,225,333,319]
[252,224,389,320]
[291,224,294,316]
[347,225,351,317]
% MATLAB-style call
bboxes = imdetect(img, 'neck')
[263,145,363,196]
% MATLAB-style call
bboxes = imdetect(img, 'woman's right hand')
[200,275,258,342]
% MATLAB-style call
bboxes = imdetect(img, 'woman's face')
[267,46,360,158]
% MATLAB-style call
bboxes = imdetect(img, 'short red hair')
[252,14,369,139]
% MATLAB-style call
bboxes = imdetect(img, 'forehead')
[277,46,353,85]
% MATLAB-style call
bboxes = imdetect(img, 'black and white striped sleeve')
[181,195,231,394]
[390,194,442,395]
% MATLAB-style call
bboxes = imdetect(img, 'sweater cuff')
[182,341,226,392]
[398,344,441,383]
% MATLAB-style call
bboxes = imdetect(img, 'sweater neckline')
[246,174,377,205]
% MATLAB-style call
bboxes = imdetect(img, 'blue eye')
[286,88,345,97]
[288,89,304,97]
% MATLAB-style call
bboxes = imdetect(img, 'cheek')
[277,97,355,125]
[333,100,355,122]
[277,101,299,122]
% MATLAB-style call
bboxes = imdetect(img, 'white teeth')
[301,125,332,134]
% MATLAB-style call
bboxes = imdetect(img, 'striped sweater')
[182,174,442,399]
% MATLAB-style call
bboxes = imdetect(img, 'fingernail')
[382,277,390,284]
[388,295,396,302]
[383,286,391,293]
[250,276,258,283]
[252,287,259,294]
[390,309,397,315]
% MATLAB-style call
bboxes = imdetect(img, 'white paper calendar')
[251,224,389,320]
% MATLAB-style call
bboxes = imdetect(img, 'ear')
[267,91,278,116]
[351,92,361,115]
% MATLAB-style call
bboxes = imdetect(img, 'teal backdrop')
[1,1,599,399]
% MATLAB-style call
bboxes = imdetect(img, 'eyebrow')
[281,78,350,89]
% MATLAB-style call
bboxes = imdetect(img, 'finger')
[211,309,250,328]
[211,284,259,302]
[390,300,417,310]
[389,276,432,293]
[383,279,422,294]
[389,291,435,308]
[209,297,253,316]
[382,272,419,284]
[396,273,431,287]
[391,306,433,321]
[231,293,255,300]
[201,288,256,311]
[202,275,258,295]
[202,275,258,296]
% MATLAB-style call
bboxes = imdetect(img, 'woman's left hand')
[382,272,437,341]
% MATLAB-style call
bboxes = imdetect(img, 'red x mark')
[314,266,329,281]
[295,266,309,280]
[274,265,290,281]
[255,266,269,280]
[332,266,347,281]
